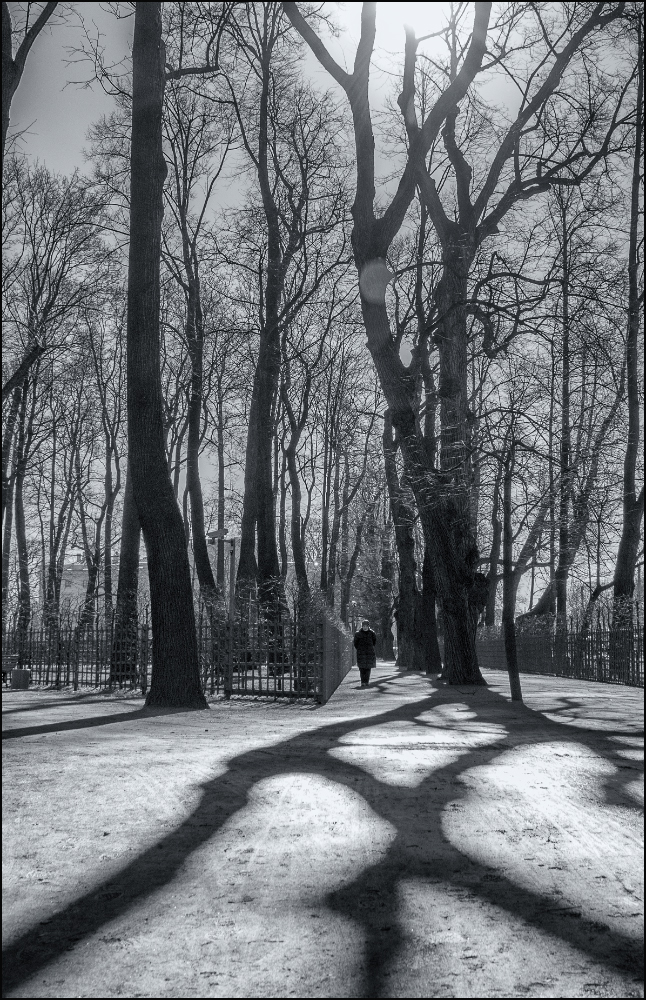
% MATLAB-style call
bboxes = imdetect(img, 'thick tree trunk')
[1,1,15,170]
[127,3,204,708]
[365,302,484,684]
[111,464,141,685]
[421,546,443,672]
[383,410,425,671]
[613,22,644,626]
[432,242,484,681]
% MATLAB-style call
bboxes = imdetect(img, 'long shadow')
[2,678,643,998]
[2,707,176,741]
[1,694,143,718]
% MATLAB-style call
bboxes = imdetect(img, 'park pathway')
[2,663,644,998]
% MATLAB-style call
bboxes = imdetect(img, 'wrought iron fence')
[475,624,644,687]
[2,601,352,703]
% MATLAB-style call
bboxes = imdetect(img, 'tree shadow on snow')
[2,676,643,998]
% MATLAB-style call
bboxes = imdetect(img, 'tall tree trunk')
[111,464,141,684]
[340,515,365,627]
[555,197,572,625]
[185,287,218,607]
[14,376,35,642]
[286,444,309,603]
[2,385,21,524]
[2,382,23,630]
[421,546,443,672]
[363,299,484,684]
[278,446,288,580]
[502,446,523,701]
[1,1,58,171]
[484,463,503,626]
[326,442,342,607]
[320,414,332,593]
[103,433,115,619]
[236,26,285,603]
[431,239,483,681]
[614,19,644,625]
[377,524,396,659]
[216,395,226,591]
[383,410,424,670]
[1,457,16,635]
[75,443,106,634]
[127,2,204,708]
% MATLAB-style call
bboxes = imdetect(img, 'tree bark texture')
[127,3,204,708]
[421,546,443,673]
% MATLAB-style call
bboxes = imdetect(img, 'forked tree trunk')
[1,1,58,172]
[364,300,484,684]
[127,2,204,708]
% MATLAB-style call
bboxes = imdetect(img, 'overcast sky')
[8,2,449,176]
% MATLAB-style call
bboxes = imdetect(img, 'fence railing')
[2,602,353,703]
[475,625,643,688]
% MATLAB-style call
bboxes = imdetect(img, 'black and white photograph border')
[2,3,643,998]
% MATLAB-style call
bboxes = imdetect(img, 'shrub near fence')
[475,624,644,688]
[2,600,353,703]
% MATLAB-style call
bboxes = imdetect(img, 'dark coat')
[353,627,376,664]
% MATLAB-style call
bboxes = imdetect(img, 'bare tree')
[1,1,59,169]
[127,2,204,708]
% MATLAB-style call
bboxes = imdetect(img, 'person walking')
[353,619,376,688]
